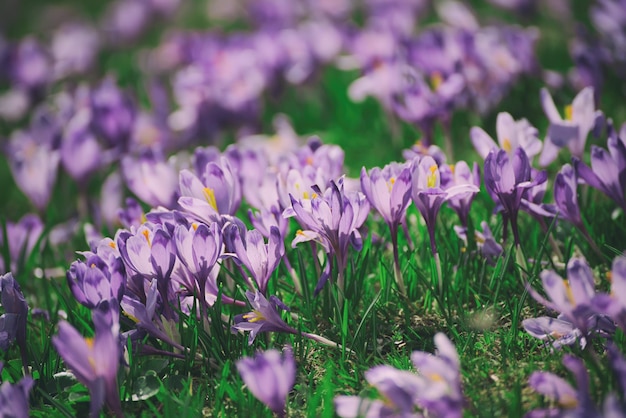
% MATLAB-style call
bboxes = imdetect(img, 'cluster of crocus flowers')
[335,333,463,418]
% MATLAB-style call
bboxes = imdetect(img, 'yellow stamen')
[303,191,310,199]
[564,104,573,121]
[108,241,117,249]
[203,187,218,212]
[123,311,140,324]
[502,138,512,153]
[311,192,318,199]
[427,165,438,189]
[476,234,486,244]
[606,271,613,283]
[140,213,147,224]
[296,230,306,236]
[192,223,198,231]
[90,263,96,268]
[559,395,579,409]
[449,165,455,174]
[142,230,151,246]
[305,156,314,166]
[430,72,443,91]
[242,310,266,323]
[85,337,94,349]
[426,372,445,382]
[563,280,575,304]
[388,177,396,192]
[461,247,467,253]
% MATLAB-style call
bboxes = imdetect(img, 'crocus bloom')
[573,121,626,212]
[524,257,615,347]
[90,77,135,147]
[527,355,600,417]
[226,225,284,295]
[470,112,542,160]
[483,148,546,246]
[232,291,298,345]
[236,347,296,417]
[2,213,43,274]
[454,221,503,264]
[539,87,602,166]
[7,130,60,212]
[121,154,178,208]
[412,156,479,256]
[440,161,481,227]
[53,300,124,418]
[60,109,105,182]
[335,333,462,418]
[0,368,34,418]
[554,164,584,228]
[179,157,242,222]
[0,273,28,354]
[592,254,626,332]
[284,179,370,294]
[66,255,126,309]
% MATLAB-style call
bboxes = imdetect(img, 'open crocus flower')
[411,156,479,256]
[226,225,284,295]
[484,148,546,246]
[0,364,34,418]
[335,333,462,418]
[360,162,412,294]
[539,87,603,166]
[471,112,542,160]
[179,156,242,223]
[232,291,298,345]
[440,161,481,227]
[592,254,626,332]
[53,300,124,418]
[573,121,626,212]
[284,178,370,295]
[527,355,603,417]
[524,257,615,348]
[236,346,296,418]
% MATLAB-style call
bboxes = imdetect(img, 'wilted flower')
[236,346,296,417]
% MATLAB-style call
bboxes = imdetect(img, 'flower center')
[203,187,218,212]
[427,165,438,189]
[242,310,266,323]
[564,104,573,121]
[502,138,512,153]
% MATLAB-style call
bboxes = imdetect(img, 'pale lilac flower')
[470,112,541,160]
[1,214,43,274]
[0,369,34,418]
[412,156,479,256]
[284,179,370,294]
[539,87,603,166]
[179,157,242,222]
[53,300,124,418]
[60,109,105,182]
[66,255,125,309]
[236,346,296,418]
[573,121,626,212]
[527,355,601,418]
[226,225,284,295]
[440,161,481,227]
[233,291,298,344]
[51,23,100,79]
[483,148,546,245]
[121,154,178,208]
[6,130,60,211]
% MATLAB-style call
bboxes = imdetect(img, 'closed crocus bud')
[236,346,296,418]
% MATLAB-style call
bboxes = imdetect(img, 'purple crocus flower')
[0,369,34,418]
[173,222,223,308]
[284,179,370,294]
[527,355,599,418]
[90,77,135,148]
[51,22,100,79]
[592,254,626,332]
[226,225,284,295]
[360,162,412,294]
[121,154,179,208]
[411,156,479,256]
[179,157,242,223]
[454,221,503,264]
[232,291,298,345]
[60,109,105,182]
[573,121,626,212]
[53,300,124,418]
[440,161,481,227]
[483,148,546,246]
[1,214,43,274]
[66,255,126,309]
[335,333,462,418]
[6,129,60,212]
[236,346,296,418]
[0,273,28,357]
[524,257,615,347]
[539,87,603,166]
[470,112,542,160]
